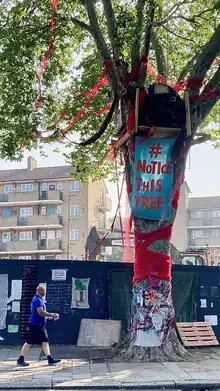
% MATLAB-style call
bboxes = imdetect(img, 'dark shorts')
[26,324,49,345]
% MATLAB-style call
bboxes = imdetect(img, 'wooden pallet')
[176,322,219,347]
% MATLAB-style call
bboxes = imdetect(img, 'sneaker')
[48,358,61,366]
[17,360,29,367]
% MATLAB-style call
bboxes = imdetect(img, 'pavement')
[1,346,220,389]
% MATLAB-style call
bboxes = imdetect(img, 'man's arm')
[37,307,59,319]
[35,298,58,319]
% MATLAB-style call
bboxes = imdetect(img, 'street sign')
[102,237,134,247]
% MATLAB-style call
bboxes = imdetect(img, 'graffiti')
[0,274,10,331]
[0,275,20,339]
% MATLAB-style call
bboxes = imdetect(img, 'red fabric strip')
[35,0,59,110]
[134,225,173,283]
[62,74,108,132]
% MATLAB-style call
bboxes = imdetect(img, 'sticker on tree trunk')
[71,278,90,309]
[131,137,175,221]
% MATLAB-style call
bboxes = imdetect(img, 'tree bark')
[114,138,189,362]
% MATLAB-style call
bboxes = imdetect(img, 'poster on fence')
[71,278,90,309]
[131,137,175,221]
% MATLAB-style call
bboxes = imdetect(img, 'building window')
[2,232,11,243]
[70,229,79,241]
[70,205,79,216]
[99,211,106,228]
[57,230,62,239]
[19,256,32,260]
[21,183,33,192]
[42,183,47,191]
[19,232,32,241]
[212,210,220,218]
[195,211,203,218]
[213,230,220,238]
[57,182,62,190]
[41,231,46,239]
[47,206,56,215]
[41,206,46,215]
[48,183,56,191]
[100,190,104,205]
[57,206,62,215]
[4,185,12,194]
[2,208,11,217]
[70,181,79,192]
[20,207,33,217]
[47,230,55,240]
[192,230,204,239]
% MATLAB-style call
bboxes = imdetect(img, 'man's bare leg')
[42,342,51,357]
[42,342,61,366]
[21,343,31,356]
[17,343,31,366]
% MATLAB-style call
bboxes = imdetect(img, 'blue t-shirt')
[29,295,46,326]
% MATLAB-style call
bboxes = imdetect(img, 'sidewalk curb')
[2,379,220,390]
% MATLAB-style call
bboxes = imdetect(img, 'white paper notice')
[200,299,207,308]
[11,280,22,300]
[52,269,67,281]
[204,315,218,326]
[12,301,20,313]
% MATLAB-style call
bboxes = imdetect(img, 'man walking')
[17,285,61,366]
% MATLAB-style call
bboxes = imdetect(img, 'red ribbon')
[35,0,59,110]
[61,74,108,132]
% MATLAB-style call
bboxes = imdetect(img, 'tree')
[1,0,220,361]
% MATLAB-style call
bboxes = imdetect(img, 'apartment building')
[172,181,191,251]
[187,196,220,264]
[0,157,111,260]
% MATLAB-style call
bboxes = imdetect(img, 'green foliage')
[0,0,219,180]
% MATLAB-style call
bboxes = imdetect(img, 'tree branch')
[177,54,197,82]
[102,0,119,59]
[138,0,155,85]
[155,9,214,27]
[82,0,118,95]
[151,31,167,78]
[71,17,93,34]
[143,0,155,57]
[131,0,146,69]
[188,25,220,96]
[163,25,198,44]
[191,66,220,131]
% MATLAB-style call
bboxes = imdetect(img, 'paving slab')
[2,348,220,389]
[122,382,176,389]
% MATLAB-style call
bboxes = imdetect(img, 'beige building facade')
[0,157,111,260]
[171,181,191,251]
[187,196,220,264]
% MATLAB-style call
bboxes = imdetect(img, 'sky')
[0,141,220,217]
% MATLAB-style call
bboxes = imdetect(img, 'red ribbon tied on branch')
[35,0,59,110]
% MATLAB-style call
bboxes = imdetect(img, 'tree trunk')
[116,122,189,362]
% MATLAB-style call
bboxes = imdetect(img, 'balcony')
[98,197,112,212]
[17,215,63,228]
[0,190,63,207]
[189,237,220,247]
[39,190,63,202]
[38,239,63,251]
[0,239,63,255]
[0,215,63,231]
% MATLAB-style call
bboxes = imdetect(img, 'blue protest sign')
[131,137,175,221]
